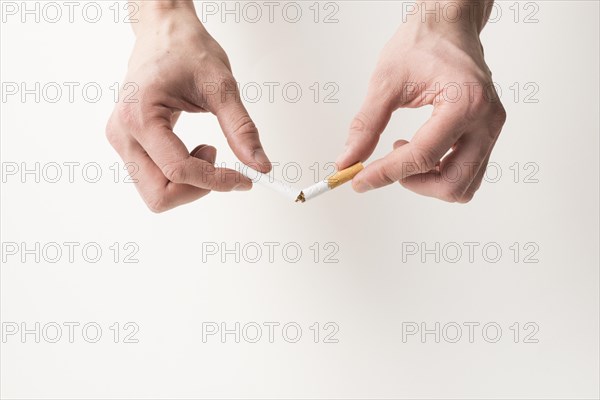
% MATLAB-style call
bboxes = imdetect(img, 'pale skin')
[106,0,505,212]
[106,0,271,212]
[336,0,506,202]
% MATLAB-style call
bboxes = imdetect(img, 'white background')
[1,0,599,398]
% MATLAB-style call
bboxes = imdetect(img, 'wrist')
[402,1,492,34]
[132,0,200,36]
[136,0,196,14]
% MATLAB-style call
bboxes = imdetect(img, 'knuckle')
[462,93,488,122]
[146,196,170,214]
[470,90,489,110]
[218,75,239,95]
[217,74,238,89]
[377,163,399,186]
[464,178,485,202]
[461,82,493,121]
[205,73,239,110]
[490,103,507,133]
[203,172,218,190]
[231,114,258,138]
[107,102,142,140]
[349,112,372,134]
[459,190,476,204]
[439,185,463,203]
[409,146,438,173]
[463,82,507,129]
[371,65,396,93]
[162,159,187,183]
[116,101,141,127]
[105,119,120,148]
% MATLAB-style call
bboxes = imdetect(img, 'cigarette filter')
[295,162,364,203]
[235,162,363,203]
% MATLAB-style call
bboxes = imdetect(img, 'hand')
[336,1,506,203]
[106,2,271,212]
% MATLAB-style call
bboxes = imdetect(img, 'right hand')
[336,1,506,203]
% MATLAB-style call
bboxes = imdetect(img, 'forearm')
[131,0,200,36]
[404,0,494,34]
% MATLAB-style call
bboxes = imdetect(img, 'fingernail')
[335,147,349,169]
[352,175,372,193]
[253,148,271,172]
[235,180,252,191]
[190,145,206,157]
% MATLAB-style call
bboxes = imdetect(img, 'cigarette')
[235,162,363,203]
[295,162,364,203]
[238,165,299,201]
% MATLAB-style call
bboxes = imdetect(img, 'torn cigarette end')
[327,162,364,189]
[295,162,364,203]
[295,191,306,203]
[238,162,363,203]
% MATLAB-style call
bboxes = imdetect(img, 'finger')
[351,109,466,192]
[191,144,217,165]
[130,112,252,192]
[394,139,438,170]
[393,139,409,150]
[106,127,215,212]
[398,132,493,202]
[460,151,491,203]
[171,111,182,127]
[211,78,271,173]
[336,89,394,170]
[146,144,221,209]
[394,138,440,173]
[460,103,506,201]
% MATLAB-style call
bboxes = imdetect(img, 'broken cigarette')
[296,162,364,203]
[237,165,299,201]
[236,162,364,203]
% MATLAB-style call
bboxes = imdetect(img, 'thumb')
[352,110,464,192]
[214,84,271,173]
[336,92,393,170]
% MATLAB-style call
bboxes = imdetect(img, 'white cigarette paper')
[235,162,364,203]
[295,162,364,203]
[237,165,299,201]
